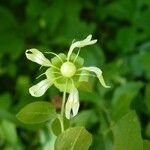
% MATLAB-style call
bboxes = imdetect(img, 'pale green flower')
[25,35,110,119]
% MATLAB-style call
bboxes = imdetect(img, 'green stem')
[58,114,64,133]
[60,79,68,132]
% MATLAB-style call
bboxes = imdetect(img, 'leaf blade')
[55,126,92,150]
[16,101,56,124]
[112,111,143,150]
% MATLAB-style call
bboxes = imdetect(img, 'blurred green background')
[0,0,150,149]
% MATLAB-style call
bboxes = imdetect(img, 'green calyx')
[46,53,89,92]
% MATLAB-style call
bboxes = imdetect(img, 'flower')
[25,35,110,119]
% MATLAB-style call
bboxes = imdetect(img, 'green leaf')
[78,82,92,92]
[101,0,136,21]
[0,93,11,110]
[51,118,61,136]
[16,101,56,124]
[145,122,150,137]
[116,27,136,53]
[143,140,150,150]
[55,126,92,150]
[72,110,98,129]
[51,117,70,136]
[0,120,18,144]
[144,83,150,113]
[112,82,143,120]
[112,111,143,150]
[134,8,150,39]
[131,51,150,79]
[0,7,24,60]
[0,109,15,122]
[50,1,95,45]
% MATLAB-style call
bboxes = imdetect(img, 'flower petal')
[65,88,79,119]
[81,67,110,88]
[72,89,79,116]
[85,34,92,41]
[67,35,97,60]
[29,79,53,97]
[25,49,51,66]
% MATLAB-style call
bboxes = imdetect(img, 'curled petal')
[81,67,110,88]
[65,88,79,119]
[85,34,92,41]
[29,79,53,97]
[67,35,97,60]
[25,49,51,66]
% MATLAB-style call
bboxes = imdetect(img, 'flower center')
[60,62,76,78]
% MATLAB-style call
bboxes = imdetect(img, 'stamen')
[67,39,76,62]
[53,71,61,75]
[39,66,43,70]
[45,51,63,63]
[36,72,45,79]
[70,78,75,89]
[75,73,96,78]
[51,65,60,70]
[53,76,63,82]
[73,48,81,63]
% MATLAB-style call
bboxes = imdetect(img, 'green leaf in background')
[0,93,11,110]
[104,58,129,85]
[55,126,92,150]
[131,51,150,79]
[112,82,143,120]
[72,110,98,129]
[100,0,136,21]
[0,120,18,144]
[145,122,150,138]
[0,109,15,122]
[116,27,136,53]
[16,101,56,124]
[0,7,24,60]
[78,82,92,92]
[143,140,150,150]
[112,111,143,150]
[50,0,96,45]
[144,83,150,114]
[39,128,56,150]
[134,5,150,40]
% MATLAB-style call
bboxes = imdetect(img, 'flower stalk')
[60,79,68,132]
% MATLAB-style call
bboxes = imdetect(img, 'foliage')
[0,0,150,149]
